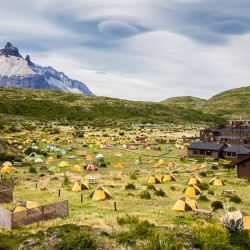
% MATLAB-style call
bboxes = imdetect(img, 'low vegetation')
[0,87,249,249]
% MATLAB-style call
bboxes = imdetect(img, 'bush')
[211,200,224,211]
[125,183,136,190]
[191,222,234,250]
[207,190,215,195]
[198,183,209,190]
[130,172,137,180]
[62,173,70,186]
[117,214,139,226]
[55,230,97,250]
[169,185,176,191]
[198,195,209,201]
[199,171,207,177]
[147,185,156,191]
[99,162,107,168]
[229,230,250,249]
[139,190,151,200]
[229,196,242,204]
[154,189,166,197]
[211,165,218,170]
[28,166,37,173]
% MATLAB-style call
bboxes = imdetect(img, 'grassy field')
[0,124,250,249]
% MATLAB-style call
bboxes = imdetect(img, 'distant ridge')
[0,87,223,125]
[162,86,250,119]
[0,42,94,95]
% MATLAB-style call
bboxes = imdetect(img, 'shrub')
[117,214,139,226]
[198,183,209,190]
[28,166,37,173]
[229,230,250,249]
[55,230,97,250]
[99,162,107,168]
[125,183,136,190]
[191,222,234,250]
[207,190,215,195]
[229,196,242,204]
[154,188,166,197]
[169,185,176,191]
[147,185,156,191]
[130,172,137,180]
[139,190,151,200]
[211,200,223,211]
[62,173,70,186]
[198,195,209,201]
[199,171,207,177]
[211,165,218,170]
[228,207,237,212]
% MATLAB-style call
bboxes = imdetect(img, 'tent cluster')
[148,173,176,184]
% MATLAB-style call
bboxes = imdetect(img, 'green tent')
[48,166,61,173]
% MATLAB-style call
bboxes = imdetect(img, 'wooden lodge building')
[187,142,226,159]
[200,120,250,149]
[235,156,250,179]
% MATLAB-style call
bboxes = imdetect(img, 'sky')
[0,0,250,101]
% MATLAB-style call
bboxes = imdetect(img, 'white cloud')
[0,0,250,101]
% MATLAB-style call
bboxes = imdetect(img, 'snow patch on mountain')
[0,42,94,96]
[0,56,36,77]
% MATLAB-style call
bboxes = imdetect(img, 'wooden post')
[58,189,61,197]
[114,201,117,211]
[81,193,83,203]
[35,183,37,189]
[1,174,2,180]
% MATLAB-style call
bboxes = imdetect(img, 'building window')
[224,152,236,158]
[205,150,212,155]
[193,149,199,154]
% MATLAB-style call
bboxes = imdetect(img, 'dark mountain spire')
[0,42,23,58]
[25,54,34,66]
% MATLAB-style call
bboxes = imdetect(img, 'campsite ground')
[0,123,250,249]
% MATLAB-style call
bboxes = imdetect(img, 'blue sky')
[0,0,249,101]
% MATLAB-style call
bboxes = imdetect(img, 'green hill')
[161,96,206,109]
[201,86,250,119]
[161,86,250,119]
[0,87,222,126]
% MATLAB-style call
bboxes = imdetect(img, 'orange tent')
[86,155,94,161]
[190,165,198,171]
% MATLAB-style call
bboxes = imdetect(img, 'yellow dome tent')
[172,197,198,212]
[158,159,165,165]
[183,184,202,196]
[209,176,224,186]
[148,175,162,184]
[71,165,83,172]
[162,173,176,182]
[14,201,40,212]
[72,180,90,191]
[1,166,13,173]
[90,187,112,201]
[188,175,202,185]
[46,157,54,163]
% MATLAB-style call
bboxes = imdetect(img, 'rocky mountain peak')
[0,42,23,58]
[25,54,34,66]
